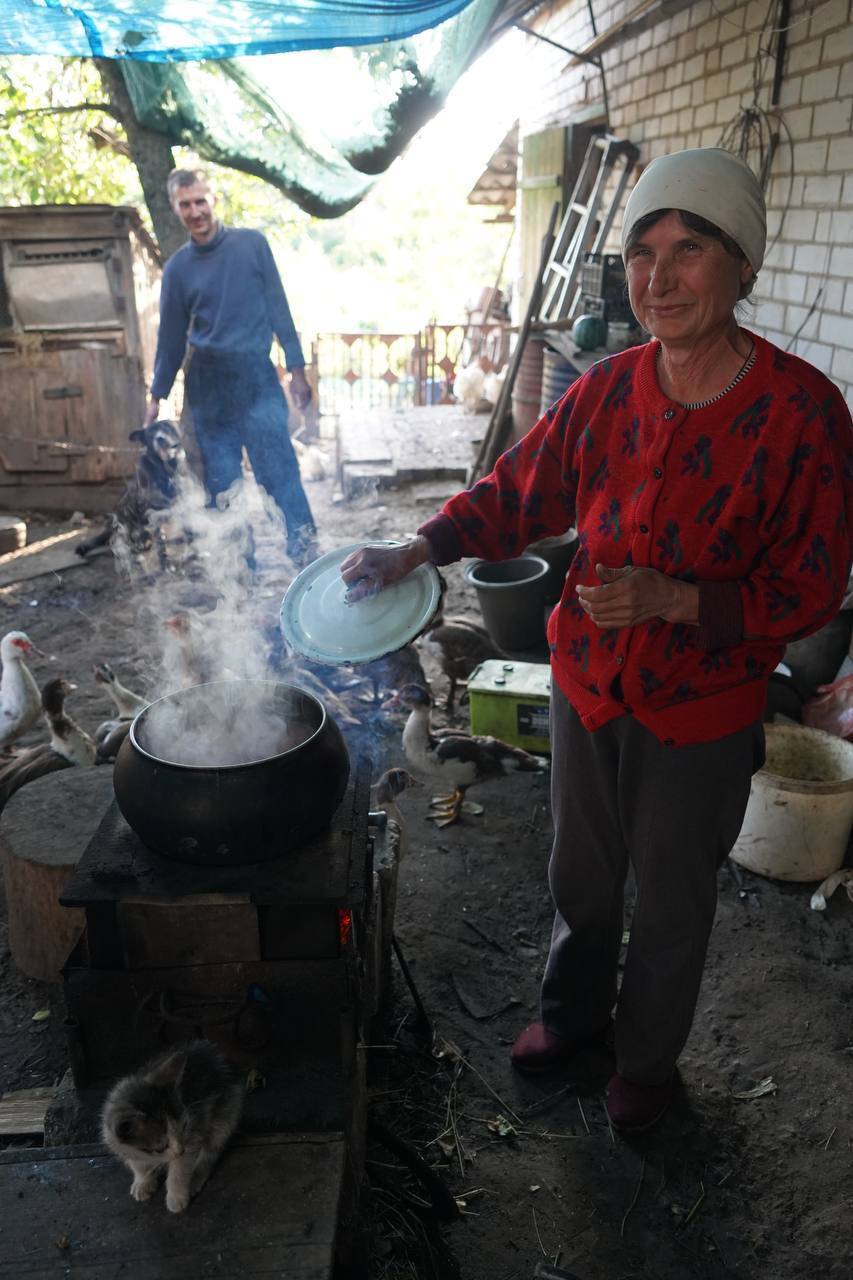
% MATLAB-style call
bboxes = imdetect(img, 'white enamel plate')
[280,541,442,665]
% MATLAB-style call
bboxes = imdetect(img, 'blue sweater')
[150,225,305,400]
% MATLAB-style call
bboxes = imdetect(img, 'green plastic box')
[467,659,552,753]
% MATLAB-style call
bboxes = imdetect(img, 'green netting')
[122,0,504,217]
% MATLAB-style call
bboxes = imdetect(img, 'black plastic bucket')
[463,554,550,651]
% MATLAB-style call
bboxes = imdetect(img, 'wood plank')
[0,1087,56,1136]
[0,1134,344,1279]
[0,528,94,587]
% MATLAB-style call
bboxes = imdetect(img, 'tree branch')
[2,102,121,121]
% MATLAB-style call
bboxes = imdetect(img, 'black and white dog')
[76,421,185,563]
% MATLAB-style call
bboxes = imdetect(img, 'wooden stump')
[0,767,115,981]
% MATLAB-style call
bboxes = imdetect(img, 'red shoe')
[510,1021,607,1074]
[605,1072,674,1133]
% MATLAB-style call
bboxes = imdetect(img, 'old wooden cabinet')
[0,205,162,512]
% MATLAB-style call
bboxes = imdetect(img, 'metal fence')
[314,322,509,415]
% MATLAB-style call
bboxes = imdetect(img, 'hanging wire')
[709,0,834,36]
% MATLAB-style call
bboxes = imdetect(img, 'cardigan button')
[654,467,663,478]
[639,523,649,533]
[664,408,676,420]
[616,655,624,666]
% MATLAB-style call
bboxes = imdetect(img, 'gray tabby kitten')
[101,1039,243,1213]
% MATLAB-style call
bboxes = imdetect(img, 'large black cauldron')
[113,680,350,865]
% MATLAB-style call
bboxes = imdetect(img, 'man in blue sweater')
[144,168,317,566]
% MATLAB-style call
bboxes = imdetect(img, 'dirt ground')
[1,471,852,1280]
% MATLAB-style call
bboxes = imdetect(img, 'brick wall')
[520,0,853,401]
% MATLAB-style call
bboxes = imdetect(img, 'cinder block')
[800,67,840,103]
[818,309,853,348]
[793,138,829,172]
[772,271,808,304]
[693,102,716,128]
[810,2,846,37]
[786,37,823,75]
[728,63,754,94]
[803,174,843,206]
[682,53,705,82]
[721,37,747,68]
[779,210,817,241]
[828,136,853,171]
[672,84,692,110]
[793,242,832,273]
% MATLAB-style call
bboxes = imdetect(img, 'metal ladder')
[538,133,639,327]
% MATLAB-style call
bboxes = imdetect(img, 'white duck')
[0,630,42,752]
[386,683,546,825]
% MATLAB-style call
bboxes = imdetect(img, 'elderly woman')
[342,149,853,1132]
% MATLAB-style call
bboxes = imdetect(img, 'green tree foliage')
[0,55,511,334]
[0,58,137,205]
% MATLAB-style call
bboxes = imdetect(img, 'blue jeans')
[186,351,315,552]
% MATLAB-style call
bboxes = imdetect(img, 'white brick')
[818,312,853,348]
[800,67,840,103]
[720,37,747,68]
[843,175,853,205]
[757,299,786,330]
[786,37,823,74]
[772,272,808,304]
[715,93,743,123]
[803,174,843,206]
[693,102,716,128]
[637,28,653,53]
[793,242,832,273]
[777,75,802,108]
[828,136,853,171]
[845,283,853,314]
[781,210,817,241]
[705,46,722,73]
[822,281,845,313]
[701,70,729,100]
[793,139,829,172]
[678,105,694,130]
[695,17,720,50]
[728,62,754,94]
[664,61,685,88]
[640,48,658,74]
[810,1,847,37]
[765,242,794,269]
[682,53,705,82]
[831,245,853,276]
[815,212,832,242]
[825,25,853,64]
[812,98,853,136]
[676,30,699,60]
[778,105,813,139]
[672,83,692,110]
[700,125,720,146]
[786,304,820,337]
[839,62,853,97]
[831,347,853,386]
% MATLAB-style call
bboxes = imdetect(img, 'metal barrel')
[539,347,582,414]
[509,338,545,444]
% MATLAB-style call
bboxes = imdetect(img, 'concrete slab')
[338,404,487,495]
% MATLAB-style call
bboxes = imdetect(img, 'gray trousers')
[541,682,764,1085]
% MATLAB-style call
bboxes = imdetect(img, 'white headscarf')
[620,148,766,293]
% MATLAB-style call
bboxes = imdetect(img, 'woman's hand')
[576,563,699,628]
[340,536,433,604]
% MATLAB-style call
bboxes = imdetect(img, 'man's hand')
[341,536,432,604]
[143,397,161,428]
[575,563,699,629]
[289,367,312,412]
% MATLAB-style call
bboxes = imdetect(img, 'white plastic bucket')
[731,724,853,882]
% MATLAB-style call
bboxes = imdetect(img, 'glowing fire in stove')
[338,908,352,948]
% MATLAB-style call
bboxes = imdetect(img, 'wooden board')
[0,1087,55,1137]
[0,527,94,588]
[0,1133,345,1279]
